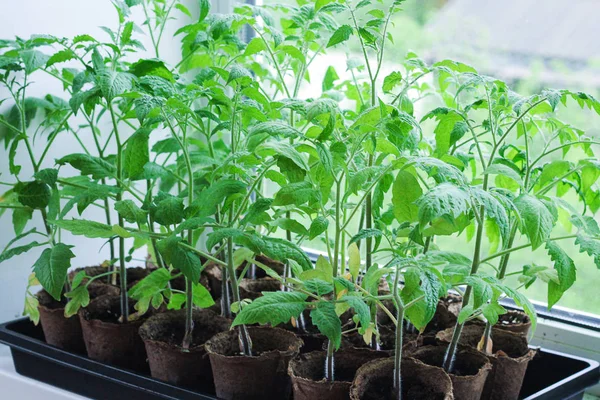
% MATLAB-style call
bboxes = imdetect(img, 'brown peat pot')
[139,309,230,394]
[350,357,454,400]
[37,283,120,354]
[437,325,536,400]
[469,310,531,336]
[408,344,491,400]
[79,294,148,373]
[425,294,462,334]
[205,326,303,400]
[289,349,388,400]
[238,277,281,300]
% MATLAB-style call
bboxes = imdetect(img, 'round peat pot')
[409,344,491,400]
[425,293,462,334]
[350,357,454,400]
[469,310,531,337]
[37,284,120,354]
[437,325,536,400]
[37,289,86,354]
[79,294,148,373]
[239,277,281,300]
[139,309,230,394]
[205,326,303,400]
[289,349,387,400]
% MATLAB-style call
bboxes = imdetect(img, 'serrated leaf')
[21,49,49,73]
[238,234,313,271]
[515,194,554,250]
[50,219,114,238]
[273,181,317,206]
[327,25,353,47]
[308,216,329,240]
[114,200,147,224]
[546,241,576,309]
[33,243,75,300]
[311,302,341,349]
[56,153,115,179]
[12,207,33,235]
[0,241,45,263]
[123,128,150,180]
[17,181,51,209]
[416,183,470,227]
[383,71,403,93]
[64,286,90,318]
[393,171,422,223]
[575,234,600,268]
[484,164,523,187]
[342,295,370,334]
[402,268,442,331]
[270,218,308,236]
[232,291,308,326]
[206,228,243,250]
[96,70,134,102]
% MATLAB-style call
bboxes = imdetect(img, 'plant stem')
[228,237,252,355]
[108,103,128,323]
[392,266,404,400]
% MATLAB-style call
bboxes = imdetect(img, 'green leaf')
[238,234,313,271]
[348,243,360,282]
[50,219,114,238]
[123,128,150,180]
[546,241,576,308]
[154,195,185,226]
[241,198,273,226]
[199,0,211,22]
[484,164,523,188]
[270,218,308,236]
[232,291,308,326]
[327,25,353,47]
[192,282,214,308]
[189,180,246,218]
[515,194,554,250]
[416,183,470,227]
[17,181,52,209]
[96,70,134,102]
[47,49,76,67]
[227,64,253,85]
[349,229,382,246]
[249,121,303,139]
[310,302,341,349]
[33,243,75,300]
[304,279,334,296]
[273,181,317,206]
[114,200,147,224]
[0,241,45,263]
[171,244,202,283]
[206,228,243,250]
[362,266,392,294]
[575,234,600,268]
[315,0,334,11]
[244,37,266,56]
[383,71,403,93]
[12,207,33,235]
[258,142,309,171]
[342,295,371,333]
[402,268,442,331]
[56,153,115,179]
[34,168,59,186]
[300,255,333,283]
[322,66,339,92]
[64,286,90,317]
[308,216,328,240]
[392,171,422,223]
[21,50,49,73]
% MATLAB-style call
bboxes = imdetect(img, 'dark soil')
[80,293,138,324]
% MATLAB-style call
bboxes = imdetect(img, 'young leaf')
[12,207,33,235]
[308,216,329,240]
[546,241,576,308]
[232,291,308,326]
[64,286,90,317]
[17,181,52,209]
[33,243,75,300]
[348,243,360,281]
[342,295,371,333]
[392,171,422,223]
[327,25,353,48]
[96,70,135,102]
[123,128,150,180]
[300,255,333,283]
[114,200,147,224]
[310,302,341,349]
[50,219,114,238]
[515,194,554,250]
[0,241,45,263]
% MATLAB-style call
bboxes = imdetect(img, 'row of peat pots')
[13,263,598,400]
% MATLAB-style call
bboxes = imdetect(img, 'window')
[256,0,600,320]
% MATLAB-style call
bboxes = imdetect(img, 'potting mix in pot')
[1,0,599,399]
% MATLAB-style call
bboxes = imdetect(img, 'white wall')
[0,0,208,325]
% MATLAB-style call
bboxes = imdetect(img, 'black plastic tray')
[0,318,598,400]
